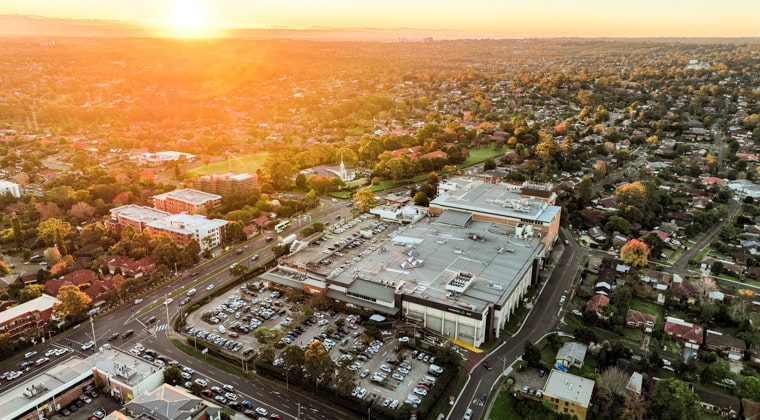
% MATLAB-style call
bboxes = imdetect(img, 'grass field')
[461,143,505,166]
[186,154,270,177]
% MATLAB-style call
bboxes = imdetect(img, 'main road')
[1,199,354,419]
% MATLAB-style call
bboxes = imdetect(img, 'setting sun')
[172,0,205,28]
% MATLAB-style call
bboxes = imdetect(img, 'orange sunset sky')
[2,0,758,38]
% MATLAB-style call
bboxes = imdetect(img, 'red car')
[270,414,282,420]
[201,389,214,397]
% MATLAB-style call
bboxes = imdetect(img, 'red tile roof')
[586,294,610,313]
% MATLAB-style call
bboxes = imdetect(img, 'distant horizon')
[1,14,760,42]
[1,0,759,39]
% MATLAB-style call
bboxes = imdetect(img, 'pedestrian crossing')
[154,324,168,331]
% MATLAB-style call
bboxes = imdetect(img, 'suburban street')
[449,227,582,420]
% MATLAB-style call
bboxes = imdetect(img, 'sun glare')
[168,0,210,37]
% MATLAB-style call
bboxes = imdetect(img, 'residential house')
[556,342,588,369]
[694,388,739,419]
[105,256,156,278]
[626,372,643,395]
[585,294,610,315]
[640,268,670,291]
[625,309,657,333]
[670,278,698,304]
[664,317,704,356]
[704,330,746,361]
[44,269,98,297]
[542,370,595,420]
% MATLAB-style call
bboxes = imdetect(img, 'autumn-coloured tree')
[37,218,71,248]
[35,201,63,221]
[353,188,376,212]
[70,201,96,220]
[53,285,92,322]
[620,239,650,268]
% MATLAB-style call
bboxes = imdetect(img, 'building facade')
[0,294,60,340]
[152,189,221,215]
[106,205,227,251]
[192,173,258,197]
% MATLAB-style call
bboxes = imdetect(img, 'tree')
[281,344,305,388]
[257,345,275,364]
[69,201,96,221]
[594,366,629,418]
[304,340,335,391]
[163,365,182,386]
[18,284,44,303]
[53,285,92,323]
[620,239,650,268]
[37,218,72,248]
[43,246,63,266]
[353,188,376,212]
[225,220,247,243]
[648,378,701,420]
[522,340,541,368]
[740,375,760,401]
[604,215,631,235]
[413,191,429,206]
[11,216,23,248]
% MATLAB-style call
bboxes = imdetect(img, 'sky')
[2,0,759,38]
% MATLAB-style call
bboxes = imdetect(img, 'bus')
[274,220,290,233]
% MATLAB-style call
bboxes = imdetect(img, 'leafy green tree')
[257,345,275,364]
[740,376,760,401]
[604,216,631,235]
[523,340,541,368]
[413,191,429,206]
[648,378,701,420]
[304,341,335,391]
[163,365,182,386]
[11,216,23,248]
[225,220,247,243]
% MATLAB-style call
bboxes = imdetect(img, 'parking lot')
[180,282,446,412]
[47,389,121,420]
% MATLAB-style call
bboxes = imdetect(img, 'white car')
[134,298,143,305]
[81,341,94,351]
[206,284,215,291]
[255,407,268,416]
[54,348,68,356]
[406,394,422,405]
[164,298,174,305]
[44,349,57,357]
[225,392,238,400]
[194,378,208,387]
[413,387,428,396]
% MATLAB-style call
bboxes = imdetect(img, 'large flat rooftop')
[152,188,221,204]
[431,180,560,224]
[276,213,544,311]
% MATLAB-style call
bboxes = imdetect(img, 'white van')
[217,325,227,334]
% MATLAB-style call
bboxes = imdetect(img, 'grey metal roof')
[437,209,472,227]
